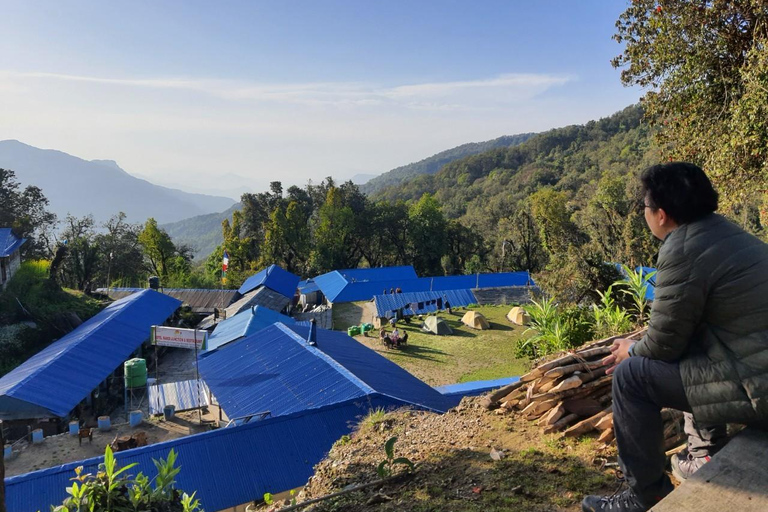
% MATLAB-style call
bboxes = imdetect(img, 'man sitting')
[582,162,768,512]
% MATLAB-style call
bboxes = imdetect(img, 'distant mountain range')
[360,133,535,195]
[0,140,236,225]
[161,202,241,260]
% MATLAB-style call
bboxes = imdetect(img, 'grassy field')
[337,303,532,386]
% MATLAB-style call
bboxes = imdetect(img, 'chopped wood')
[563,398,603,417]
[521,398,559,419]
[563,406,612,438]
[501,399,519,410]
[538,403,567,426]
[519,369,543,383]
[536,347,612,375]
[664,431,687,452]
[598,428,614,444]
[549,375,584,393]
[594,413,613,431]
[533,375,613,402]
[543,359,606,379]
[661,409,684,423]
[531,375,557,394]
[484,379,527,407]
[542,413,579,434]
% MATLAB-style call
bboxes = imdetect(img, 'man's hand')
[602,338,636,375]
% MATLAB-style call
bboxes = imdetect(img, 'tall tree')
[614,1,768,216]
[407,193,448,276]
[0,168,56,258]
[60,215,100,292]
[138,218,186,283]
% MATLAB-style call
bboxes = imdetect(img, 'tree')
[311,187,357,273]
[613,1,768,218]
[407,193,448,276]
[0,168,56,257]
[137,218,190,286]
[59,215,100,291]
[97,213,144,288]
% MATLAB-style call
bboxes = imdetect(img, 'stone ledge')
[651,428,768,512]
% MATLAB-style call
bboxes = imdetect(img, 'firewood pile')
[483,329,686,450]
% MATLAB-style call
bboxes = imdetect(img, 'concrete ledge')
[652,428,768,512]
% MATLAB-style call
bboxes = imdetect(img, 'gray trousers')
[612,357,726,506]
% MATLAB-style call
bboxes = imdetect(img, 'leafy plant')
[517,298,594,358]
[376,437,415,478]
[592,284,634,337]
[616,264,655,325]
[53,446,202,512]
[263,492,273,505]
[362,407,387,429]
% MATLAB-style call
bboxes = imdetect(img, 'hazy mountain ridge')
[0,140,236,225]
[360,132,536,195]
[161,202,241,259]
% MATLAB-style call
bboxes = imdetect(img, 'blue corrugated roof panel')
[285,325,453,413]
[436,377,520,408]
[337,266,418,282]
[206,306,296,351]
[238,264,301,298]
[315,270,534,303]
[4,398,400,512]
[0,228,26,257]
[199,323,452,420]
[297,279,320,294]
[0,290,181,419]
[374,289,477,318]
[199,323,371,419]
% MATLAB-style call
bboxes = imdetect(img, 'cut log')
[563,398,603,417]
[563,406,612,438]
[533,375,613,402]
[543,359,606,379]
[536,347,612,375]
[519,369,544,383]
[598,428,614,444]
[484,379,526,407]
[521,398,560,419]
[549,375,584,393]
[542,413,579,434]
[661,409,684,423]
[501,399,519,410]
[538,403,567,426]
[594,413,613,431]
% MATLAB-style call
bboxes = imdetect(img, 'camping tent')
[461,311,490,330]
[507,306,530,326]
[421,316,453,335]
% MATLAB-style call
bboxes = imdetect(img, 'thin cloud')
[2,70,573,110]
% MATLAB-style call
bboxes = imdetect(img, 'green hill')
[360,133,535,196]
[161,202,241,260]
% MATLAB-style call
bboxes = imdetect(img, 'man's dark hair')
[640,162,719,224]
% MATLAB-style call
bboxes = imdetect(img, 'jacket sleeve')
[633,234,708,361]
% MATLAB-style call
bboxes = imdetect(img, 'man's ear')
[657,207,674,227]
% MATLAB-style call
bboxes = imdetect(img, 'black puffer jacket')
[633,214,768,426]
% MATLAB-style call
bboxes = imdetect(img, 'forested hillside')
[161,202,241,260]
[360,133,535,196]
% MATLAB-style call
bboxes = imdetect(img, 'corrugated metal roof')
[0,228,26,257]
[199,324,370,419]
[284,324,452,413]
[315,270,534,303]
[238,264,301,298]
[337,266,418,282]
[148,379,210,415]
[197,287,292,330]
[297,279,320,294]
[199,323,452,420]
[374,289,477,318]
[4,397,399,512]
[95,288,237,312]
[206,306,296,351]
[0,290,181,419]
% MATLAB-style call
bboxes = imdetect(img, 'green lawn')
[349,303,532,386]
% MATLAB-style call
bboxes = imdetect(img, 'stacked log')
[484,329,686,450]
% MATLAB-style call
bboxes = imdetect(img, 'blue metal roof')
[0,290,181,419]
[199,323,452,420]
[206,306,296,351]
[4,398,397,512]
[316,270,534,303]
[0,228,26,257]
[337,265,418,282]
[374,289,477,318]
[297,279,320,294]
[238,264,301,298]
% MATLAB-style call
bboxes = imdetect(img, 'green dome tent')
[421,315,453,335]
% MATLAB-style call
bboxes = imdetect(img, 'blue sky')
[0,1,640,199]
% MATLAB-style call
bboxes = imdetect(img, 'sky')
[0,1,641,200]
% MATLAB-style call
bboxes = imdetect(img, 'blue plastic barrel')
[69,421,79,435]
[98,416,111,432]
[3,444,11,459]
[31,429,44,444]
[129,410,143,427]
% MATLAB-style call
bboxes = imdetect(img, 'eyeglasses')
[638,200,658,211]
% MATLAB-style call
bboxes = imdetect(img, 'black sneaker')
[581,487,648,512]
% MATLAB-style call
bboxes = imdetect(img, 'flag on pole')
[222,250,229,284]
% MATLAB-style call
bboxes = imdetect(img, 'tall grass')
[591,284,633,337]
[617,264,655,325]
[517,297,593,358]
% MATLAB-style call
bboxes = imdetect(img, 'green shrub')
[52,445,202,512]
[516,298,594,358]
[591,284,634,337]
